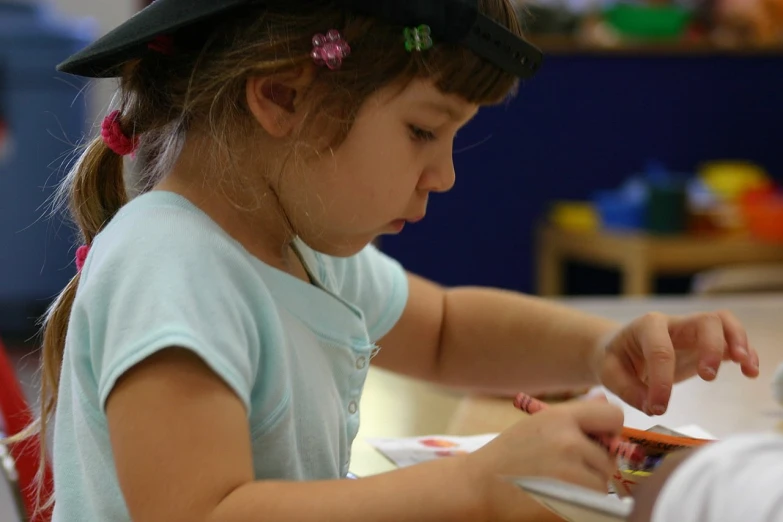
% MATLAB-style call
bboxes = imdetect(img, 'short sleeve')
[322,243,409,342]
[74,204,262,412]
[652,432,783,522]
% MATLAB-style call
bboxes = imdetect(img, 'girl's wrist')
[457,453,495,522]
[588,325,621,387]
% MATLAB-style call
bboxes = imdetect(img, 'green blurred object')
[646,183,687,235]
[604,4,692,39]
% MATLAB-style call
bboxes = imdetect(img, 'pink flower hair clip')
[311,30,350,70]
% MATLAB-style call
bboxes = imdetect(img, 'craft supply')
[513,393,646,466]
[638,454,664,471]
[619,425,712,453]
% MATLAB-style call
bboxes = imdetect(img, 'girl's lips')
[388,215,425,232]
[389,220,406,232]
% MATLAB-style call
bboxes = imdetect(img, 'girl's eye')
[408,124,437,143]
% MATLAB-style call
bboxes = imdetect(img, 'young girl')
[30,0,758,520]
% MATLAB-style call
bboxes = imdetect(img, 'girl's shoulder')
[100,190,231,248]
[80,191,271,301]
[70,192,276,413]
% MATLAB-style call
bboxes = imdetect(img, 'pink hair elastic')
[311,30,350,70]
[75,245,90,272]
[101,110,138,157]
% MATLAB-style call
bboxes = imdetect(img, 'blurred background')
[2,0,783,338]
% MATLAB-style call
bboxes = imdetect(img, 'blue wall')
[0,1,93,334]
[379,51,783,294]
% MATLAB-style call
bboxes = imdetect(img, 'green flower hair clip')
[404,25,433,52]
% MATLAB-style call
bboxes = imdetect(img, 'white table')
[352,294,783,476]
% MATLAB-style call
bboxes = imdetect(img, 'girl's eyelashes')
[408,124,437,143]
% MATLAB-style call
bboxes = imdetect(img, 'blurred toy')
[548,201,599,232]
[604,3,692,40]
[693,161,773,235]
[592,162,688,234]
[686,177,723,234]
[593,176,648,231]
[525,4,581,35]
[700,161,769,199]
[645,162,688,235]
[712,0,783,46]
[743,193,783,242]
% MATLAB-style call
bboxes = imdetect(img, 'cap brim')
[58,0,542,80]
[57,0,250,78]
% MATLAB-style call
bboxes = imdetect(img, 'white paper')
[365,433,497,468]
[365,425,715,470]
[513,477,633,522]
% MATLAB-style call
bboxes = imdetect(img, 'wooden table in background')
[536,224,783,296]
[353,294,783,476]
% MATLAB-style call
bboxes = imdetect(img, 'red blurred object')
[0,339,53,521]
[418,438,459,449]
[740,182,778,208]
[743,189,783,242]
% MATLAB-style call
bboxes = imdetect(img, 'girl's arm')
[106,348,569,522]
[374,273,618,395]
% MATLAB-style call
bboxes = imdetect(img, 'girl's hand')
[464,399,624,522]
[598,311,760,415]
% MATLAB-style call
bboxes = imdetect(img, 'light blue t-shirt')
[51,191,409,521]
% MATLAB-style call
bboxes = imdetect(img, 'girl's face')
[286,79,478,257]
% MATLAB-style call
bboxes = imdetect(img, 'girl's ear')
[246,66,316,138]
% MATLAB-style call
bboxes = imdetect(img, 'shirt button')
[355,356,367,370]
[348,400,358,414]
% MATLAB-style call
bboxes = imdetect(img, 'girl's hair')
[23,0,524,509]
